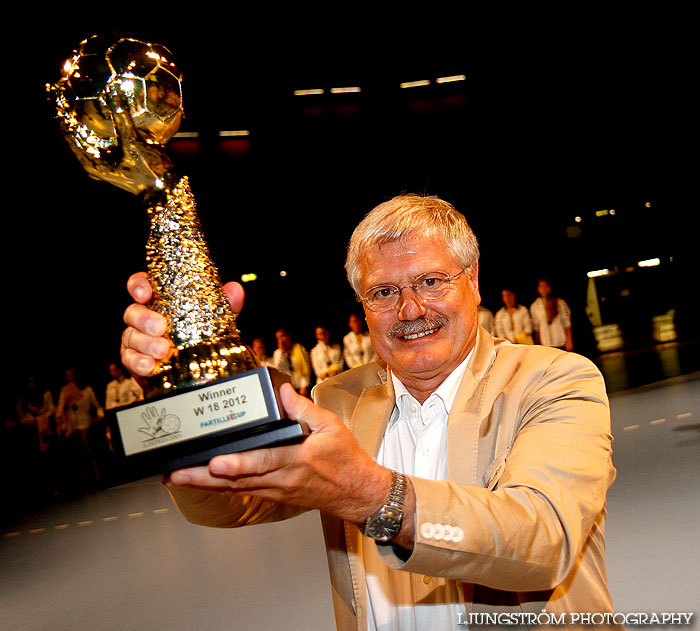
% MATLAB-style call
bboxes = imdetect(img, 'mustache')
[388,316,448,338]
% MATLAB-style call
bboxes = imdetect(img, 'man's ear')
[469,263,481,305]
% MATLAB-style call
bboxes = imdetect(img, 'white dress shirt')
[364,352,472,631]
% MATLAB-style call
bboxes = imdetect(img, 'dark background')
[4,10,695,405]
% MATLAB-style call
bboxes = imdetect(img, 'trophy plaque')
[49,35,308,483]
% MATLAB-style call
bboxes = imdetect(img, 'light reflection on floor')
[594,340,700,393]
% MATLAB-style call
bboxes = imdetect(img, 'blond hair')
[345,194,480,295]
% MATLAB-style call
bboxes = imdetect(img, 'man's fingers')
[208,445,296,480]
[121,303,170,377]
[121,348,157,377]
[166,466,231,489]
[121,324,170,359]
[166,445,298,489]
[222,281,245,316]
[126,272,153,304]
[278,382,338,432]
[123,303,168,337]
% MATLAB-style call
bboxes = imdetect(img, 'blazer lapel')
[349,367,396,459]
[447,327,497,486]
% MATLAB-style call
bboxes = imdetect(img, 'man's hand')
[165,383,415,548]
[165,383,393,523]
[120,272,245,377]
[122,272,416,548]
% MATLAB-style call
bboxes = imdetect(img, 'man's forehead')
[360,234,458,280]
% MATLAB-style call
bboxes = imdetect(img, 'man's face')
[109,364,122,379]
[359,231,480,392]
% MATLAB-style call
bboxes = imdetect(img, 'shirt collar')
[389,349,473,423]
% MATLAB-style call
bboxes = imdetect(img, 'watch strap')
[360,470,408,536]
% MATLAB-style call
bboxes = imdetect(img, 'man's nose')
[396,287,428,320]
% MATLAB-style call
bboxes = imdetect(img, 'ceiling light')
[436,74,466,83]
[400,80,430,89]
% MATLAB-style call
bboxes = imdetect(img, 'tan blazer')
[169,329,621,630]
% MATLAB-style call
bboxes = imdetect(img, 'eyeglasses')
[359,269,466,313]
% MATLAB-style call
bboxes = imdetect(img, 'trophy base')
[105,367,308,485]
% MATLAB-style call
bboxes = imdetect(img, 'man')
[311,326,345,384]
[121,194,620,630]
[272,328,312,397]
[343,312,379,368]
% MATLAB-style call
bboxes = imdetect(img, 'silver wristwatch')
[361,470,408,542]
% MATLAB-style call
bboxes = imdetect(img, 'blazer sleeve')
[167,485,308,528]
[379,351,616,592]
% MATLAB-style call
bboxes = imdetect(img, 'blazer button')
[423,575,432,585]
[442,524,454,541]
[420,522,435,539]
[451,526,464,543]
[432,523,444,541]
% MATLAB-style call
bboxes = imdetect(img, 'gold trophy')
[48,35,307,481]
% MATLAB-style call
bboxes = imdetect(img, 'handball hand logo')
[138,406,181,439]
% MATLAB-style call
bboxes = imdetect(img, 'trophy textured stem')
[145,176,257,394]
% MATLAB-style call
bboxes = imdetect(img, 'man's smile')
[388,316,448,341]
[399,327,441,341]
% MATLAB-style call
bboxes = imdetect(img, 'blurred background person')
[102,361,143,485]
[251,337,274,367]
[272,328,311,397]
[477,304,495,335]
[16,374,55,455]
[15,374,56,502]
[56,367,104,490]
[105,361,143,410]
[530,278,574,351]
[310,325,344,385]
[495,288,534,344]
[342,312,378,368]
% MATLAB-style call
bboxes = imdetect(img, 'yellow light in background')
[638,258,661,267]
[436,74,466,83]
[219,130,250,137]
[241,273,258,282]
[173,131,200,138]
[293,88,324,96]
[330,86,361,93]
[575,216,582,223]
[280,270,288,277]
[400,79,431,88]
[587,269,611,278]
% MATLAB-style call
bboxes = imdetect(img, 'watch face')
[366,509,401,541]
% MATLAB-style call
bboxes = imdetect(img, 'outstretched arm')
[120,273,415,548]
